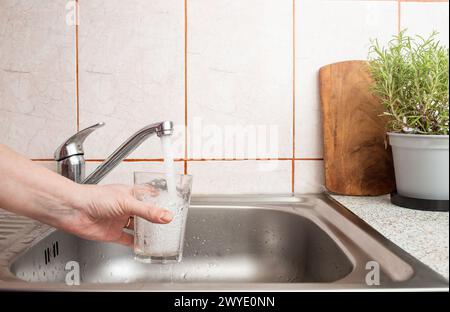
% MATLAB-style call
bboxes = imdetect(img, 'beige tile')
[188,0,293,159]
[294,160,325,194]
[34,160,185,186]
[0,0,77,158]
[78,0,185,160]
[188,160,292,194]
[401,1,449,47]
[86,161,185,186]
[295,0,397,158]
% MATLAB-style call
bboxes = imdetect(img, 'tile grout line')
[187,158,303,162]
[184,0,188,175]
[66,0,407,173]
[292,0,296,194]
[32,158,324,163]
[75,0,80,132]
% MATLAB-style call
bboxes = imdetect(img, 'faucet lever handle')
[54,122,105,161]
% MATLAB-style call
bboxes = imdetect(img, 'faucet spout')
[82,121,174,185]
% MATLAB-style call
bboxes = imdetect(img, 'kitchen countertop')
[330,194,449,280]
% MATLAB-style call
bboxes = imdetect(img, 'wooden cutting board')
[319,60,396,196]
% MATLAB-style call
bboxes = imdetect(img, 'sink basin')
[10,209,352,284]
[0,195,448,291]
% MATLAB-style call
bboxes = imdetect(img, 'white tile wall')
[78,0,185,160]
[401,1,449,47]
[1,0,448,194]
[0,0,77,159]
[188,0,293,159]
[188,160,292,194]
[37,160,185,186]
[86,161,185,185]
[295,0,397,159]
[294,160,325,194]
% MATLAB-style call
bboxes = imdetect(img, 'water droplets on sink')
[9,199,364,286]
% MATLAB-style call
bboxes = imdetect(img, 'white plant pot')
[388,133,449,201]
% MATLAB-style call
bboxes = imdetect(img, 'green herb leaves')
[368,30,449,135]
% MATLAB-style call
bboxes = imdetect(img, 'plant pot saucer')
[391,192,449,212]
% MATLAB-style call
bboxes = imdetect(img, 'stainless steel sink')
[0,195,448,291]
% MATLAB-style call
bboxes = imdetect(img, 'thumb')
[124,197,173,224]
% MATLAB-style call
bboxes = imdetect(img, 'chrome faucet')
[54,121,174,184]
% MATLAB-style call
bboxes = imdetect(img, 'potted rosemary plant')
[369,31,449,206]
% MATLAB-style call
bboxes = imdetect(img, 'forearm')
[0,144,171,246]
[0,144,84,227]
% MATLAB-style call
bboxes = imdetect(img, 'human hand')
[55,184,173,247]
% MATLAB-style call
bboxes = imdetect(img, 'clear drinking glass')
[133,172,193,264]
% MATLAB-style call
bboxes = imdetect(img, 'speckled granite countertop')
[331,195,449,280]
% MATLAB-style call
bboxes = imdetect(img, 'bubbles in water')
[136,192,187,256]
[134,135,190,258]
